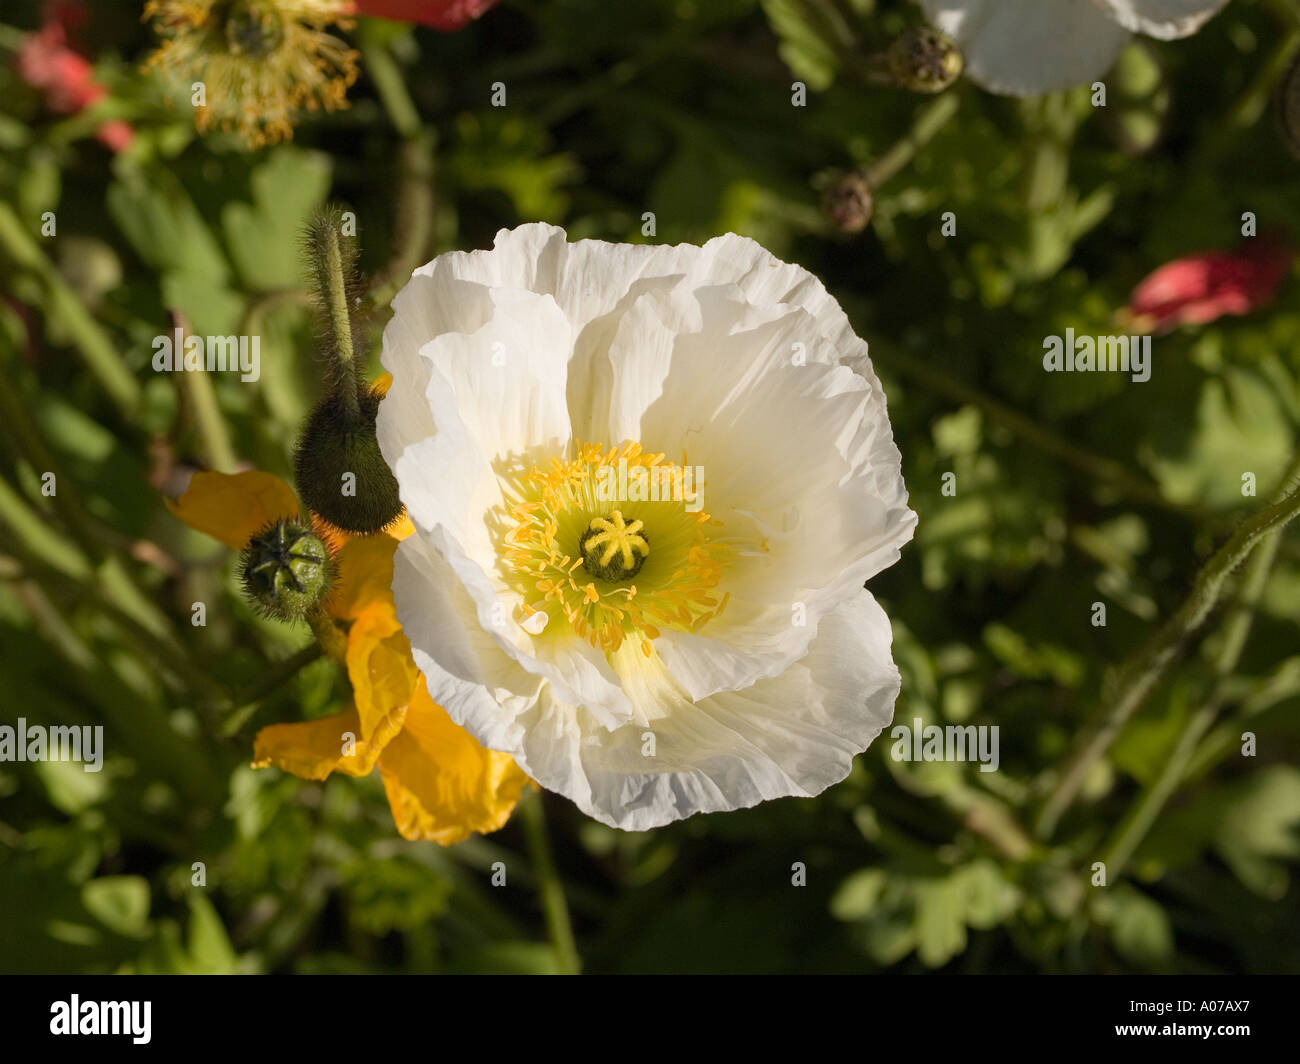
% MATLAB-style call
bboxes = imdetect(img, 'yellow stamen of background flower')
[500,441,730,656]
[143,0,359,149]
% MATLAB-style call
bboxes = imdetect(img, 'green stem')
[874,341,1203,520]
[942,784,1036,861]
[1035,456,1300,839]
[176,320,239,473]
[518,791,581,974]
[308,610,350,664]
[0,471,190,669]
[220,642,325,737]
[0,544,218,700]
[10,577,222,806]
[1096,524,1282,878]
[241,289,312,335]
[367,132,437,309]
[359,23,423,139]
[0,474,92,580]
[0,202,139,416]
[0,352,108,560]
[865,92,960,189]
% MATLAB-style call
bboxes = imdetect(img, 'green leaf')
[1102,886,1174,968]
[82,877,151,938]
[759,0,839,91]
[221,147,332,292]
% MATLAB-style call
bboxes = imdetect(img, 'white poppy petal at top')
[917,0,1229,96]
[1096,0,1231,40]
[377,223,917,829]
[917,0,1131,96]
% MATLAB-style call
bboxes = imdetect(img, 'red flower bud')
[1125,240,1292,334]
[15,1,134,153]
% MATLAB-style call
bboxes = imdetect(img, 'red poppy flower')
[352,0,498,31]
[16,19,103,114]
[15,1,133,151]
[1126,239,1292,334]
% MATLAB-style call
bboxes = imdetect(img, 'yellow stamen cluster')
[143,0,359,149]
[500,442,729,656]
[580,510,649,580]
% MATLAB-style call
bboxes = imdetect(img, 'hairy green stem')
[367,132,437,309]
[322,225,361,421]
[1096,524,1282,878]
[1036,457,1300,839]
[874,342,1202,520]
[221,642,325,738]
[518,791,581,974]
[10,577,222,805]
[176,321,239,474]
[0,202,139,416]
[359,23,423,139]
[0,353,109,560]
[866,92,961,189]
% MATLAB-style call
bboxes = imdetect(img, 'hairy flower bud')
[294,384,404,535]
[822,171,873,235]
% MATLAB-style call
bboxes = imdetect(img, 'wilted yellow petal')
[346,601,420,742]
[378,682,530,845]
[327,534,399,620]
[253,704,406,781]
[167,470,300,550]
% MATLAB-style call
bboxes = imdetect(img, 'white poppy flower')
[377,223,916,830]
[917,0,1230,96]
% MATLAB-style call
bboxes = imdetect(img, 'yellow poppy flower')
[170,467,529,843]
[143,0,360,149]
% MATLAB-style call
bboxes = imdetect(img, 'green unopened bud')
[888,27,963,94]
[241,520,332,621]
[294,384,403,534]
[1105,42,1169,157]
[57,236,122,310]
[821,170,873,235]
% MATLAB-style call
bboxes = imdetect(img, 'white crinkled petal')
[918,0,1132,95]
[1094,0,1229,40]
[381,290,637,727]
[423,224,891,397]
[632,286,914,698]
[508,591,902,831]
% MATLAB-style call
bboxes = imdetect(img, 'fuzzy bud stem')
[322,224,360,423]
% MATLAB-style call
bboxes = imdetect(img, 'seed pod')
[240,520,332,622]
[822,170,873,235]
[887,27,963,95]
